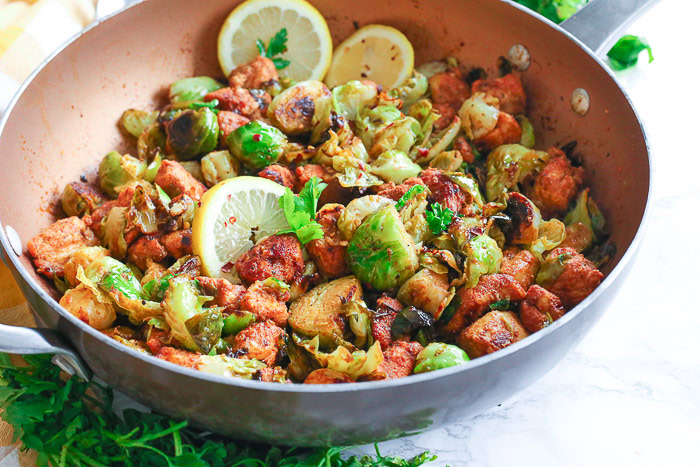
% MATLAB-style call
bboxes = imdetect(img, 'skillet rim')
[0,0,653,394]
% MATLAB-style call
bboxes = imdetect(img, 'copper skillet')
[0,0,654,446]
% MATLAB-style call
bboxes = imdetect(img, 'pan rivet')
[571,88,590,116]
[5,225,22,256]
[507,44,530,71]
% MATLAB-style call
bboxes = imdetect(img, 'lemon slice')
[218,0,333,82]
[324,24,414,89]
[192,176,289,283]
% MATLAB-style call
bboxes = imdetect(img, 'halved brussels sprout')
[194,354,266,379]
[168,194,195,230]
[516,115,535,148]
[227,120,287,169]
[413,342,470,374]
[165,108,219,161]
[454,234,503,289]
[399,187,431,244]
[414,117,461,163]
[347,205,419,291]
[370,150,422,184]
[64,246,110,288]
[389,70,428,108]
[338,195,396,240]
[408,99,439,145]
[429,151,462,172]
[102,207,128,259]
[445,172,485,209]
[416,59,450,79]
[179,161,205,183]
[332,154,383,188]
[332,80,379,121]
[222,310,256,337]
[121,110,160,138]
[61,182,105,217]
[169,76,224,103]
[268,80,331,135]
[370,116,422,157]
[294,335,385,380]
[485,144,550,202]
[137,123,167,161]
[397,269,450,316]
[341,301,373,350]
[125,185,159,235]
[355,105,403,149]
[98,152,146,198]
[201,150,240,187]
[314,124,370,165]
[496,192,542,245]
[458,92,500,140]
[59,268,116,330]
[528,219,566,261]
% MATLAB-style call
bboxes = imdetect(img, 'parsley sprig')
[278,176,327,245]
[256,28,291,70]
[425,203,455,235]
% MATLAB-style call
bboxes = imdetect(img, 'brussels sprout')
[496,192,542,244]
[165,108,219,161]
[408,99,439,144]
[429,151,462,172]
[201,150,240,187]
[59,277,116,330]
[536,248,574,286]
[194,354,266,379]
[370,150,422,184]
[64,246,110,287]
[397,269,450,316]
[169,76,224,103]
[416,60,449,79]
[121,110,160,138]
[61,182,105,217]
[586,241,616,269]
[282,334,320,382]
[389,70,428,108]
[137,123,167,161]
[516,115,535,148]
[288,276,362,350]
[314,124,370,165]
[355,105,403,149]
[413,342,470,374]
[179,161,205,183]
[268,80,331,135]
[528,219,566,261]
[347,205,419,291]
[454,234,503,289]
[414,117,461,163]
[564,188,606,243]
[332,80,379,121]
[398,187,431,244]
[144,153,162,183]
[485,144,550,202]
[125,185,159,235]
[390,306,434,340]
[459,92,500,140]
[332,154,383,188]
[99,152,146,198]
[338,195,395,240]
[370,116,422,157]
[294,335,384,380]
[341,301,373,349]
[222,310,256,337]
[102,207,128,259]
[163,276,223,354]
[227,120,287,169]
[444,171,485,209]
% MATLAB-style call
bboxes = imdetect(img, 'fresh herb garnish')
[395,185,426,210]
[425,203,454,234]
[189,99,219,113]
[0,354,436,466]
[514,0,588,24]
[256,28,291,70]
[278,176,327,245]
[606,34,654,70]
[489,299,515,311]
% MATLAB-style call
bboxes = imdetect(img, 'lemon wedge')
[192,176,288,283]
[217,0,333,82]
[324,24,414,89]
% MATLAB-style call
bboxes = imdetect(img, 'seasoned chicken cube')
[453,137,475,164]
[127,234,168,271]
[520,285,566,333]
[442,274,526,334]
[28,216,100,278]
[372,295,403,350]
[258,164,298,190]
[239,279,291,326]
[235,234,304,286]
[377,341,423,379]
[154,160,207,201]
[419,167,468,214]
[306,204,349,278]
[374,178,425,201]
[473,111,522,151]
[217,110,250,145]
[499,247,540,290]
[204,87,262,119]
[539,247,603,309]
[471,73,527,115]
[231,320,284,366]
[295,164,352,206]
[458,310,529,358]
[304,368,354,384]
[429,70,471,130]
[197,276,246,312]
[228,56,279,89]
[159,229,193,259]
[526,148,584,217]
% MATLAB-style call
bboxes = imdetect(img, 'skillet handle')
[0,323,92,380]
[560,0,659,55]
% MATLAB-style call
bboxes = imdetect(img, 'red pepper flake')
[229,216,236,224]
[227,194,232,201]
[418,148,429,158]
[221,262,234,273]
[252,133,262,142]
[197,201,202,207]
[224,222,227,227]
[386,248,393,259]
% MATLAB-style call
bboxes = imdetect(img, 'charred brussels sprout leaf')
[186,309,225,354]
[120,110,160,138]
[61,182,104,217]
[222,311,256,337]
[454,233,503,289]
[294,335,385,380]
[564,188,607,243]
[486,144,550,202]
[137,123,167,162]
[331,80,378,121]
[413,342,470,373]
[169,76,224,103]
[102,207,128,259]
[98,152,146,198]
[355,105,402,149]
[341,301,373,349]
[165,108,219,161]
[347,205,419,291]
[200,150,240,187]
[391,306,435,341]
[227,120,287,169]
[370,116,422,157]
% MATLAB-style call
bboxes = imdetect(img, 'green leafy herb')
[256,28,291,70]
[189,99,220,113]
[0,354,435,466]
[607,34,654,70]
[515,0,588,23]
[395,185,426,210]
[489,299,515,311]
[425,203,454,234]
[278,176,327,245]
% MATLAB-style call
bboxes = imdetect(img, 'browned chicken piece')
[217,110,250,145]
[197,276,246,312]
[520,285,566,333]
[372,295,403,351]
[228,56,279,89]
[374,178,426,201]
[442,273,527,334]
[453,137,475,164]
[458,310,529,358]
[526,148,584,218]
[235,234,304,286]
[116,184,139,206]
[419,167,468,213]
[27,217,100,278]
[306,204,349,278]
[146,328,171,354]
[473,111,522,151]
[258,164,298,190]
[540,247,603,309]
[204,87,262,119]
[155,346,201,369]
[429,70,471,130]
[127,235,168,270]
[256,366,288,383]
[500,247,540,290]
[154,160,207,201]
[231,320,284,366]
[471,73,527,115]
[304,369,354,384]
[558,222,593,253]
[239,279,291,326]
[159,229,193,259]
[295,164,352,206]
[377,341,423,379]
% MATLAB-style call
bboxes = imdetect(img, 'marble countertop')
[347,2,700,465]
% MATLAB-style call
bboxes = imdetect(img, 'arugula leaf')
[278,176,327,244]
[395,185,426,210]
[607,34,654,70]
[425,203,454,234]
[257,28,291,70]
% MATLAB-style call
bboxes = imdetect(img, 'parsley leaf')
[395,185,426,210]
[257,28,291,70]
[607,35,654,70]
[278,176,327,244]
[425,203,454,234]
[515,0,588,24]
[490,299,515,311]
